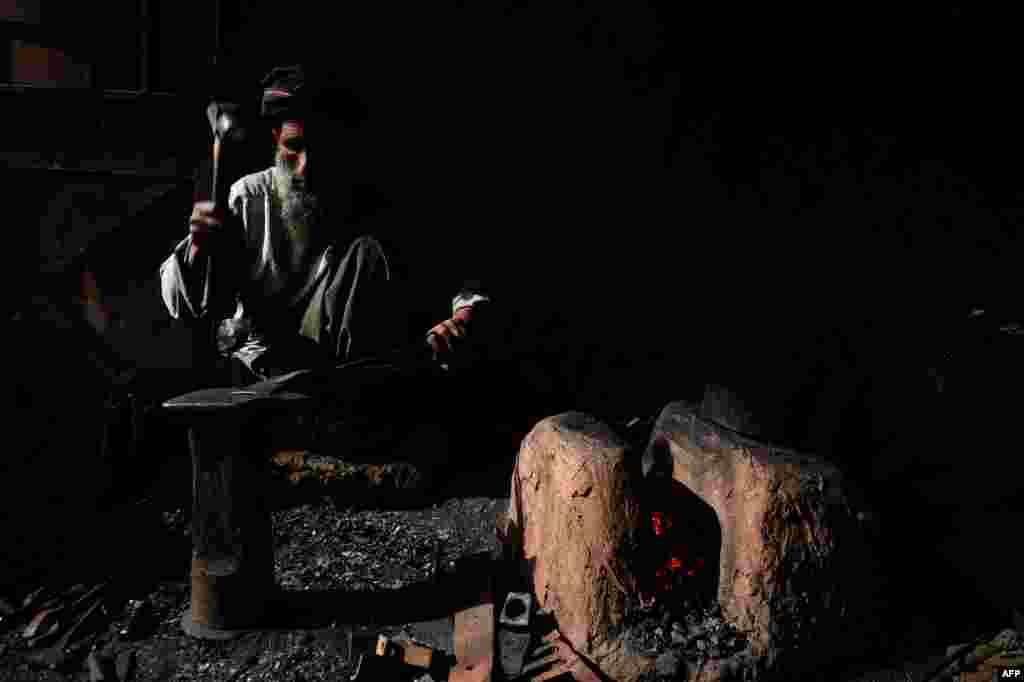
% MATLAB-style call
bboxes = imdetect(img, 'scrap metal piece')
[510,630,566,681]
[26,597,106,670]
[376,635,436,669]
[499,629,532,679]
[347,643,409,682]
[499,592,532,629]
[347,631,444,681]
[432,539,443,586]
[118,599,150,639]
[348,653,400,682]
[518,630,603,682]
[86,650,115,681]
[498,591,534,678]
[23,608,62,639]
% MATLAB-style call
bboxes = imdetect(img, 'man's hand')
[188,200,229,260]
[426,306,474,356]
[189,200,226,237]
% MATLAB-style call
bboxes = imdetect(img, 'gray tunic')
[159,167,489,374]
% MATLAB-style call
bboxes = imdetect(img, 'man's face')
[273,120,308,179]
[272,119,320,236]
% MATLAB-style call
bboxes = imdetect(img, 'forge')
[633,479,721,613]
[499,400,886,681]
[159,372,886,680]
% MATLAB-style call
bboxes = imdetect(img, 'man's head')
[273,118,308,179]
[271,118,319,235]
[262,65,322,232]
[261,64,357,234]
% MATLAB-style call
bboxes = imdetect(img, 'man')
[159,65,489,381]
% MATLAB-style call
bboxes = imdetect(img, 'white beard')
[273,154,319,242]
[273,155,321,272]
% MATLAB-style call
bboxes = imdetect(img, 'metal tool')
[185,98,249,370]
[503,625,605,682]
[348,651,400,682]
[348,632,445,681]
[499,592,532,629]
[25,595,106,670]
[205,100,246,213]
[498,592,533,678]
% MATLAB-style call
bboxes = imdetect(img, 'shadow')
[431,436,522,502]
[868,500,1009,651]
[258,552,499,632]
[0,495,194,619]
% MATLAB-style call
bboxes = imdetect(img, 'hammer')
[348,634,446,681]
[188,100,247,361]
[205,100,246,211]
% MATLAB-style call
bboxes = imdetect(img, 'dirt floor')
[0,406,517,682]
[0,425,1018,682]
[0,487,508,681]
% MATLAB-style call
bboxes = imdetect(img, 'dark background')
[3,0,1022,639]
[210,3,1023,464]
[209,3,1022,354]
[4,3,1021,479]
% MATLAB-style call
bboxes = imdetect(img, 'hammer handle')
[211,135,227,211]
[399,643,435,669]
[376,635,435,669]
[380,634,436,667]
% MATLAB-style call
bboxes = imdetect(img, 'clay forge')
[498,402,884,681]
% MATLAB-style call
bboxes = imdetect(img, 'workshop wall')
[5,4,1021,477]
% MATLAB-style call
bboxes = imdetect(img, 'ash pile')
[613,595,757,681]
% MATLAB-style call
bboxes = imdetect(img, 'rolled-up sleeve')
[159,237,200,320]
[452,279,491,315]
[158,183,246,322]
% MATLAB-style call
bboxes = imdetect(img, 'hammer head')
[206,100,246,143]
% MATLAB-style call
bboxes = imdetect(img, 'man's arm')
[159,188,245,322]
[427,279,492,355]
[451,280,491,315]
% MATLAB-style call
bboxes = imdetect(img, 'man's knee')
[345,235,388,273]
[322,233,391,307]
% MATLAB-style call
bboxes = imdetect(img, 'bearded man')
[159,65,489,381]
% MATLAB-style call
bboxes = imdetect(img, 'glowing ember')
[645,510,708,600]
[651,511,672,536]
[638,477,720,610]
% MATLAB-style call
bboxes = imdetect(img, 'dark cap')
[260,65,314,122]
